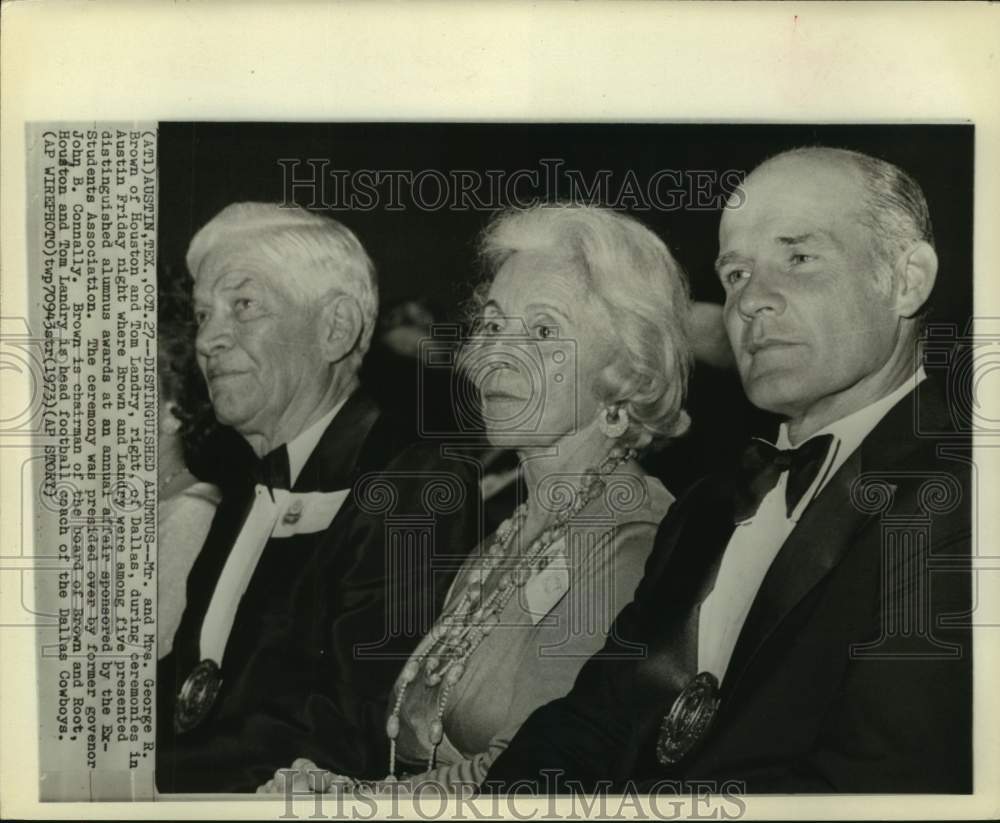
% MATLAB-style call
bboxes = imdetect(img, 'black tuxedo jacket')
[488,380,972,793]
[157,391,480,792]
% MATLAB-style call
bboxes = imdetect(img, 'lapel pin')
[283,499,304,525]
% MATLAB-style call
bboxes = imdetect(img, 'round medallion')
[174,659,223,733]
[656,671,720,766]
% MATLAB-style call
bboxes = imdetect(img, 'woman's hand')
[256,757,352,794]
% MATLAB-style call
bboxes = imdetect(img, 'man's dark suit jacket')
[488,379,972,793]
[157,391,480,792]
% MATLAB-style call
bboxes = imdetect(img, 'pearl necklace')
[385,446,637,778]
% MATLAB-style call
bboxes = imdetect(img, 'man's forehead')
[748,154,864,203]
[721,157,866,238]
[192,250,276,296]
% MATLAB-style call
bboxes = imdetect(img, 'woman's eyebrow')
[524,302,569,321]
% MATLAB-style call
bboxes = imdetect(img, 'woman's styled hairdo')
[474,203,693,451]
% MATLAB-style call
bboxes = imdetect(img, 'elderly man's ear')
[316,293,365,364]
[892,241,938,319]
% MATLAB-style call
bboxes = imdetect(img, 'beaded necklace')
[385,446,637,778]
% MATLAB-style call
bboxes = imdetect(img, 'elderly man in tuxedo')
[488,147,972,793]
[156,203,478,793]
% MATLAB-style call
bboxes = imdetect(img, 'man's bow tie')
[252,444,291,491]
[733,434,835,523]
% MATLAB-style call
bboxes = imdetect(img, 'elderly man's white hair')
[186,202,379,367]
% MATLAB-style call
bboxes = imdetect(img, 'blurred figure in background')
[362,296,473,441]
[156,308,222,659]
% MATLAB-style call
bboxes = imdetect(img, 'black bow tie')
[252,444,291,491]
[733,434,835,523]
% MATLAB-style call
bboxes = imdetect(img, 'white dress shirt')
[198,395,351,664]
[286,399,347,486]
[697,369,927,681]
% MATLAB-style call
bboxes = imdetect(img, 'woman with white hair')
[262,203,694,794]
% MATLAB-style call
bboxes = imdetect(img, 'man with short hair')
[487,148,972,793]
[156,203,478,793]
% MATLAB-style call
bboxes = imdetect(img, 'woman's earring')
[599,404,629,439]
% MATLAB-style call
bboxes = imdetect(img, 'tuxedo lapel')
[636,480,739,700]
[720,450,870,701]
[293,390,381,493]
[626,478,740,772]
[718,382,934,703]
[657,478,740,613]
[171,391,383,683]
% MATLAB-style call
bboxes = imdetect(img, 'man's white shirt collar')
[285,394,351,486]
[767,367,928,522]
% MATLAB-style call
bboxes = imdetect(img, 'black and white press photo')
[3,3,998,821]
[148,122,974,799]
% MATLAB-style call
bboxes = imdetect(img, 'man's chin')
[210,398,256,432]
[742,371,808,417]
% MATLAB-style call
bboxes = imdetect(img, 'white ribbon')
[199,485,351,664]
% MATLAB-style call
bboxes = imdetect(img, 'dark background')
[157,123,974,494]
